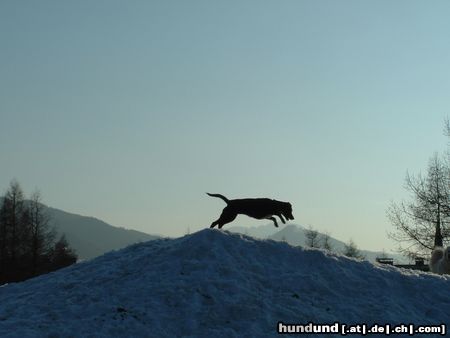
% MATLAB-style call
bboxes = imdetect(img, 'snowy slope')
[0,229,449,338]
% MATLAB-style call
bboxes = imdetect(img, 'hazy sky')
[1,1,449,251]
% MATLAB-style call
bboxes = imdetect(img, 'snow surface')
[0,229,449,337]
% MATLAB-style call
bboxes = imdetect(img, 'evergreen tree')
[49,235,77,271]
[0,180,77,283]
[26,191,56,274]
[343,239,365,259]
[0,180,28,281]
[2,180,26,264]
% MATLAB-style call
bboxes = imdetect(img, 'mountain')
[0,229,448,337]
[0,197,158,260]
[46,206,159,260]
[229,224,408,263]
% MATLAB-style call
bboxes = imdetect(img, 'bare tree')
[321,232,333,251]
[304,225,320,248]
[388,153,450,258]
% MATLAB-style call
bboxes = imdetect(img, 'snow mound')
[0,229,449,337]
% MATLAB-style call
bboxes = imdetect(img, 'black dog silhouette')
[207,193,294,229]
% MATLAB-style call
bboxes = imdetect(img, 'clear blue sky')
[1,1,449,251]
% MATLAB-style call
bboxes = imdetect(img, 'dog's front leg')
[210,207,237,229]
[267,216,279,227]
[278,214,286,224]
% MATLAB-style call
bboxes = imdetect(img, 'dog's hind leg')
[267,216,279,227]
[210,207,237,229]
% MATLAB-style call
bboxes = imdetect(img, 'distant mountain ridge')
[228,223,408,263]
[0,197,159,260]
[46,207,159,260]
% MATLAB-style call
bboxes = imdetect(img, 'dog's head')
[282,202,294,220]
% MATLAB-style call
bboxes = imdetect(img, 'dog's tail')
[430,247,444,272]
[206,193,229,204]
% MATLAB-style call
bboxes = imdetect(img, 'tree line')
[387,120,450,260]
[302,226,365,259]
[0,180,77,284]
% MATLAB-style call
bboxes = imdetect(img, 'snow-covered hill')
[0,229,449,337]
